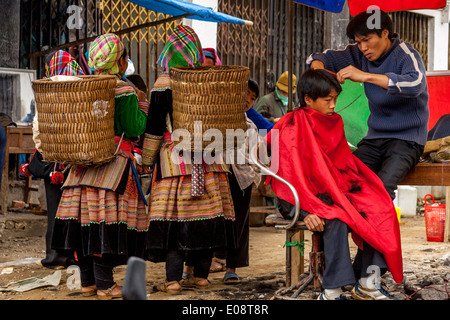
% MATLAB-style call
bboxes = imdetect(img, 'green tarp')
[335,80,370,148]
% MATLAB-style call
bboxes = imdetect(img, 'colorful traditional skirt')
[145,172,237,262]
[52,166,149,260]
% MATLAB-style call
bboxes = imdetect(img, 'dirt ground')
[0,211,449,302]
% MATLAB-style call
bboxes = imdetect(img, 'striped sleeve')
[306,43,363,72]
[385,43,427,98]
[142,133,163,167]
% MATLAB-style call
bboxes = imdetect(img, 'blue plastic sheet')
[292,0,346,13]
[128,0,248,24]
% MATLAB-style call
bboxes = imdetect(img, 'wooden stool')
[267,214,324,300]
[266,214,308,287]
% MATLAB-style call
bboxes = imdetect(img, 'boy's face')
[354,29,391,61]
[203,57,215,66]
[245,88,258,111]
[305,88,338,116]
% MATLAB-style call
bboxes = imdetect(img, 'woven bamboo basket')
[32,75,117,166]
[170,65,249,151]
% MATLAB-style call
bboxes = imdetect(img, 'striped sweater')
[307,36,429,146]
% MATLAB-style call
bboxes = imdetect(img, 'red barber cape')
[265,107,403,283]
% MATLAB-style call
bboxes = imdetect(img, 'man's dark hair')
[346,9,394,41]
[297,69,342,108]
[248,78,260,98]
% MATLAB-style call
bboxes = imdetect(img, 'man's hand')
[336,65,368,84]
[337,65,389,89]
[303,214,325,232]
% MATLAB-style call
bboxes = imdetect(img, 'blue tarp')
[128,0,250,24]
[292,0,346,13]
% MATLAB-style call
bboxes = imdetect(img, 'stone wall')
[0,0,20,69]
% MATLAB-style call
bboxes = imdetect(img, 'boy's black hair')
[346,9,394,41]
[248,78,260,98]
[297,69,342,108]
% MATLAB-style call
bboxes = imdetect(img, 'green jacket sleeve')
[114,92,147,138]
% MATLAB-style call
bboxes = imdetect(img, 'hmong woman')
[23,50,83,269]
[142,25,237,294]
[51,33,148,299]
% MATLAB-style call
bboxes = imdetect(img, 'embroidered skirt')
[52,168,149,260]
[145,172,237,262]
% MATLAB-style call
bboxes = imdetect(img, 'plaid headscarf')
[46,50,84,77]
[88,33,124,76]
[203,48,222,66]
[157,25,204,71]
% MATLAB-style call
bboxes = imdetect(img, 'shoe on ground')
[351,281,398,300]
[317,290,347,300]
[223,271,240,284]
[180,272,195,288]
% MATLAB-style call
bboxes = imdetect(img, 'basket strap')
[115,132,125,156]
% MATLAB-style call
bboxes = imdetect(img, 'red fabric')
[114,135,134,159]
[426,73,450,129]
[265,107,403,283]
[348,0,446,16]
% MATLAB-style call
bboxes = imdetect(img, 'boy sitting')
[265,69,402,300]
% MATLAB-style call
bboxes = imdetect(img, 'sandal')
[194,277,210,290]
[154,280,182,294]
[97,283,122,300]
[209,258,226,273]
[81,285,97,297]
[223,271,240,284]
[180,271,195,287]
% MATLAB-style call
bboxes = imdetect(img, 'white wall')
[413,3,450,71]
[183,0,218,49]
[0,67,36,123]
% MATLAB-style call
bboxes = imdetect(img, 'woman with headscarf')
[21,50,83,270]
[51,34,148,299]
[45,49,85,77]
[142,25,237,294]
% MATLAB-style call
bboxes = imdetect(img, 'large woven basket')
[170,65,249,151]
[32,75,117,166]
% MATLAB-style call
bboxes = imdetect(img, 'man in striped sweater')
[308,9,429,201]
[306,9,429,300]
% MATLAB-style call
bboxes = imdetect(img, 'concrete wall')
[324,5,351,50]
[183,0,218,50]
[0,0,20,69]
